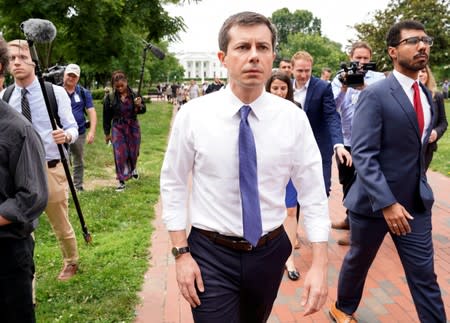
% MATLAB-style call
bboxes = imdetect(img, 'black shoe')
[76,186,84,192]
[132,169,139,179]
[116,181,125,192]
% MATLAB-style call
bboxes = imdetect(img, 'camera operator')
[330,41,385,246]
[63,64,97,192]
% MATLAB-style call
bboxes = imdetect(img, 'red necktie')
[412,82,424,136]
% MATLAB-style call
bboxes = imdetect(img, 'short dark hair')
[386,20,426,47]
[279,58,291,65]
[218,11,277,53]
[0,37,9,76]
[265,71,294,102]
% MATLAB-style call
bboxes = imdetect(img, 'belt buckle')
[245,244,253,251]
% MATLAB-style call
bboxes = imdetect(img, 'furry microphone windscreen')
[20,18,57,43]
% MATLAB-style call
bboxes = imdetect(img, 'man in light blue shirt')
[4,39,80,281]
[330,41,385,245]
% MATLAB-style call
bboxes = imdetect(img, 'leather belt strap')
[193,225,284,251]
[47,159,60,168]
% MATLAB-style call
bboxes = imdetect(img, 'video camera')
[43,64,66,86]
[337,61,376,88]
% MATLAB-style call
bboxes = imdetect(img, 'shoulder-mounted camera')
[43,64,66,86]
[337,61,376,88]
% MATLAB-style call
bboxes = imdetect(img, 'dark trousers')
[0,235,36,323]
[188,227,291,323]
[335,146,355,198]
[337,211,446,322]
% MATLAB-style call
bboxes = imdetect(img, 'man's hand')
[335,146,352,167]
[428,129,438,143]
[86,131,95,144]
[52,128,69,144]
[175,254,204,308]
[301,242,328,316]
[382,203,414,235]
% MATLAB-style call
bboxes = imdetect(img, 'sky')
[164,0,391,53]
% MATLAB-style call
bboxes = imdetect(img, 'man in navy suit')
[329,20,446,323]
[291,51,351,196]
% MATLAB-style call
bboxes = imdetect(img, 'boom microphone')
[20,18,57,43]
[144,41,165,60]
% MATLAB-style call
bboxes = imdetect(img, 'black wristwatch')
[171,246,190,258]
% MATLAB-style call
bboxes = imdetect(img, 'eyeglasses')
[396,36,434,47]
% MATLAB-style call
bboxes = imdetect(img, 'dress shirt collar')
[223,85,267,121]
[392,69,417,91]
[293,78,310,91]
[15,76,39,95]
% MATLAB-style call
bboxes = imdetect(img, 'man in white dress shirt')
[160,11,330,322]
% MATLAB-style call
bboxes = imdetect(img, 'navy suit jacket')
[344,73,434,217]
[303,77,343,163]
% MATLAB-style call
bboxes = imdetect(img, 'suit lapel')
[389,74,422,141]
[304,77,317,112]
[420,82,434,144]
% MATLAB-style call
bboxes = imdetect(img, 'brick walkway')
[135,110,450,323]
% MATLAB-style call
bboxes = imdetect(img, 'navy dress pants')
[0,235,36,323]
[188,227,291,323]
[336,211,446,323]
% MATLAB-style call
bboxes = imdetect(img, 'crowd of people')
[0,9,448,323]
[161,11,448,323]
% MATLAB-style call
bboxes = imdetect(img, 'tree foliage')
[271,8,322,45]
[279,33,347,76]
[0,0,193,87]
[354,0,450,77]
[270,8,345,74]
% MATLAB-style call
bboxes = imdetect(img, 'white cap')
[65,63,80,77]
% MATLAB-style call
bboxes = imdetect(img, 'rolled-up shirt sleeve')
[160,109,195,231]
[291,111,330,242]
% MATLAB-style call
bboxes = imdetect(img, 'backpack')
[3,81,63,128]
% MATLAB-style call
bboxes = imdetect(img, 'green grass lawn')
[34,100,173,322]
[428,100,450,176]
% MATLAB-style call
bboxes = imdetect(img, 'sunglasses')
[395,36,433,47]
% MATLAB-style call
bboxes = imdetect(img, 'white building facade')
[175,52,228,82]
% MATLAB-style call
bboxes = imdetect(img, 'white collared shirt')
[1,77,78,160]
[392,70,431,141]
[160,86,330,242]
[293,78,310,108]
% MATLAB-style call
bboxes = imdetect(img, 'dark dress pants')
[335,146,355,198]
[337,211,446,323]
[188,228,291,323]
[0,235,36,323]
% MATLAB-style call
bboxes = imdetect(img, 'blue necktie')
[239,105,262,246]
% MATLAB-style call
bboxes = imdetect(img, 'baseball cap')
[65,63,80,77]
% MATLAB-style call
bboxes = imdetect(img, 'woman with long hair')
[418,65,448,170]
[265,71,302,281]
[103,70,146,191]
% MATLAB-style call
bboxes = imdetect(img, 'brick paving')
[135,108,450,323]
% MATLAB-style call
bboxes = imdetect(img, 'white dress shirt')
[2,77,78,160]
[393,70,431,142]
[293,78,310,109]
[160,86,330,243]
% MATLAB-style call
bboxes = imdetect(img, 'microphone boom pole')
[21,19,92,243]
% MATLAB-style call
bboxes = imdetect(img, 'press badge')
[74,93,81,102]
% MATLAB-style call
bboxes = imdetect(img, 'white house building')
[174,51,228,82]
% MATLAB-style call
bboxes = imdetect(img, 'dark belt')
[47,159,60,168]
[193,225,284,251]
